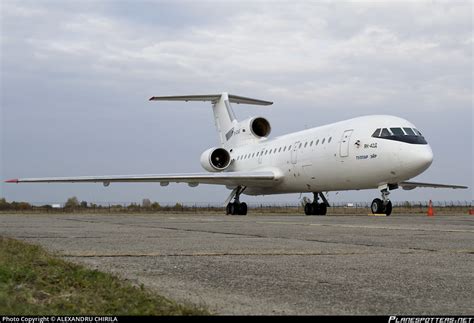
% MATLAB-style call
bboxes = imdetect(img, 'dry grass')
[0,237,209,315]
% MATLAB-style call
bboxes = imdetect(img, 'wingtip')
[5,179,18,183]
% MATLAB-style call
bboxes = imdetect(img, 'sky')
[1,0,473,205]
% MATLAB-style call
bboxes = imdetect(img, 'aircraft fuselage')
[228,115,433,195]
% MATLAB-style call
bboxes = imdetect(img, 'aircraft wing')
[5,171,280,188]
[399,181,468,191]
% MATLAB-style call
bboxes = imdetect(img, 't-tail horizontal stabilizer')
[149,93,273,106]
[149,92,272,146]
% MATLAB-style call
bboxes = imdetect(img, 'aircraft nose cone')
[398,144,434,179]
[416,145,434,171]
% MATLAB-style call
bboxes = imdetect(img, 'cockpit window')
[380,128,391,137]
[390,128,405,136]
[372,126,427,145]
[372,128,381,137]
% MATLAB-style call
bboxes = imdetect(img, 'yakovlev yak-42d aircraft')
[6,92,467,215]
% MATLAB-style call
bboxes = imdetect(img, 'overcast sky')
[1,0,472,205]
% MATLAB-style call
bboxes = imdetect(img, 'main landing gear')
[226,186,247,216]
[304,192,329,216]
[371,188,392,216]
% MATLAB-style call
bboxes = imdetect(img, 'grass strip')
[0,236,209,315]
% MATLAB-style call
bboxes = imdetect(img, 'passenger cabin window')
[322,138,325,144]
[328,137,332,143]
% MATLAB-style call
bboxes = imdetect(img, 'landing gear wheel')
[371,198,384,214]
[318,203,327,216]
[225,185,248,216]
[227,202,247,215]
[384,201,392,216]
[227,203,236,215]
[239,202,248,216]
[226,203,232,215]
[304,202,328,215]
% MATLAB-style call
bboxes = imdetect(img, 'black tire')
[229,203,237,215]
[239,202,248,216]
[226,203,232,215]
[384,201,392,216]
[371,198,384,214]
[318,203,327,216]
[304,203,313,215]
[311,202,319,215]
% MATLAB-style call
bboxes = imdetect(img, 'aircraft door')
[291,141,300,164]
[339,130,353,157]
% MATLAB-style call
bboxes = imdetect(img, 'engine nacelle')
[200,147,231,172]
[239,117,271,139]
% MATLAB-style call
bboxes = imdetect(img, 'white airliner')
[6,92,467,215]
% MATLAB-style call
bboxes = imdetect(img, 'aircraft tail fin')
[149,92,272,146]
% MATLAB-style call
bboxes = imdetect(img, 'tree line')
[0,197,174,211]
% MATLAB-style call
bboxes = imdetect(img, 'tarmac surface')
[0,213,473,315]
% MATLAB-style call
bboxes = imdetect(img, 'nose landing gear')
[371,188,392,216]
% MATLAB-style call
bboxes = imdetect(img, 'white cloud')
[1,0,472,202]
[5,2,466,109]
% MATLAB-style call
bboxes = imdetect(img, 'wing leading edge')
[5,171,280,188]
[399,181,468,191]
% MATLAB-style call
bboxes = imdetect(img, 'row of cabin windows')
[235,137,333,161]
